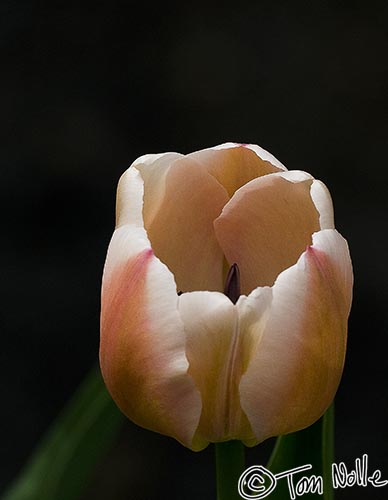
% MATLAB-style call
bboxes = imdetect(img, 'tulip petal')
[239,229,353,445]
[242,143,287,171]
[178,287,272,446]
[214,171,321,293]
[133,152,184,227]
[116,153,183,228]
[178,292,251,444]
[188,144,283,197]
[100,169,202,449]
[310,179,335,230]
[140,156,230,293]
[203,142,287,171]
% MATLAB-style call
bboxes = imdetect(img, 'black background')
[1,1,388,499]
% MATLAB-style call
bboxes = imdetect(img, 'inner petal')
[188,145,282,198]
[143,157,230,293]
[214,175,321,294]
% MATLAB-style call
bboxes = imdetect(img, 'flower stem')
[215,441,245,500]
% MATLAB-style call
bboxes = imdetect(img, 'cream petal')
[116,153,183,228]
[275,170,313,182]
[214,172,321,293]
[188,144,283,197]
[115,166,148,229]
[239,229,353,445]
[143,156,229,293]
[243,144,287,171]
[178,291,252,445]
[235,287,273,385]
[132,151,183,167]
[133,152,184,228]
[270,172,334,230]
[100,228,202,449]
[178,287,272,446]
[310,179,335,230]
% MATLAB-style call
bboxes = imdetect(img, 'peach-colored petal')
[133,152,184,228]
[100,174,202,448]
[239,229,353,445]
[205,142,287,171]
[103,144,351,450]
[243,144,287,171]
[178,291,251,445]
[143,157,230,293]
[178,287,272,446]
[214,171,321,293]
[116,153,183,228]
[188,144,283,197]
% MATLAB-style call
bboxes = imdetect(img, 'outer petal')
[178,287,272,447]
[214,171,321,293]
[310,179,335,230]
[239,229,353,445]
[100,167,202,449]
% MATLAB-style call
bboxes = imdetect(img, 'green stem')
[215,441,245,500]
[322,403,335,500]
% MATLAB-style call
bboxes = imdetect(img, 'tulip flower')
[100,143,353,452]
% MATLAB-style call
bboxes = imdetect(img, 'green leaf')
[266,404,335,500]
[2,366,124,500]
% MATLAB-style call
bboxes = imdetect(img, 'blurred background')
[1,1,387,499]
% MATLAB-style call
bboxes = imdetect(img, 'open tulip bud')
[100,143,353,451]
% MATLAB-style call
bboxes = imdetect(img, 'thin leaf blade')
[2,366,124,500]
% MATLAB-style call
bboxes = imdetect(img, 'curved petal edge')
[240,228,353,445]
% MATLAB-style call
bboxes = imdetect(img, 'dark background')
[1,1,387,499]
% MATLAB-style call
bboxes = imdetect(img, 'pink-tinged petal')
[310,179,335,230]
[188,144,283,197]
[239,229,353,445]
[178,291,255,445]
[100,227,202,449]
[143,157,229,293]
[214,172,320,293]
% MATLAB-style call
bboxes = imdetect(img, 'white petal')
[239,229,353,444]
[115,166,148,229]
[310,180,335,230]
[178,287,272,446]
[179,291,246,444]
